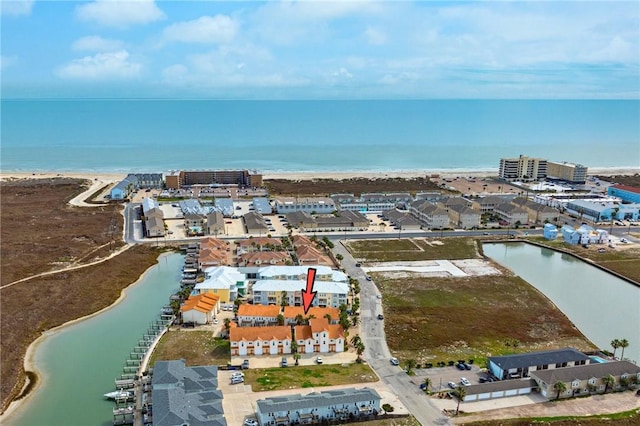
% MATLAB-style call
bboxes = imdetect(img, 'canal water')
[483,243,640,364]
[6,253,182,426]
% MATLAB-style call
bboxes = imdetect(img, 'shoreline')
[0,252,173,423]
[0,166,638,183]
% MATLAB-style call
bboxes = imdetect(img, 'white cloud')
[364,26,386,45]
[76,0,165,29]
[163,15,239,44]
[56,50,142,80]
[72,36,124,52]
[0,0,34,16]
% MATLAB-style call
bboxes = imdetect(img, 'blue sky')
[1,0,638,99]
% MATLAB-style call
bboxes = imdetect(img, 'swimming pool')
[590,356,608,363]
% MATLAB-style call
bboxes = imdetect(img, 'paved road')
[332,242,452,426]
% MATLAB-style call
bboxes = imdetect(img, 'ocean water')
[1,99,638,173]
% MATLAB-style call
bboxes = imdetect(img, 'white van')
[230,376,244,385]
[231,371,245,379]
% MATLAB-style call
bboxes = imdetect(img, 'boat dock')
[109,313,174,425]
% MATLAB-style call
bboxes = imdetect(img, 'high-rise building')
[499,155,547,181]
[547,161,588,184]
[164,170,262,189]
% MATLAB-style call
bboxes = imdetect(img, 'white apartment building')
[499,155,547,182]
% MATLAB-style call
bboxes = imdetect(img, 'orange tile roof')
[237,304,281,318]
[327,324,345,339]
[198,247,229,265]
[230,325,291,343]
[180,293,220,313]
[296,245,323,260]
[237,237,282,248]
[239,251,290,266]
[283,306,339,321]
[200,237,228,250]
[292,234,314,246]
[309,317,330,332]
[294,325,313,340]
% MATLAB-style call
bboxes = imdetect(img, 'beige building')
[499,155,547,182]
[230,326,292,356]
[165,170,262,189]
[410,200,450,229]
[547,161,588,183]
[532,361,640,400]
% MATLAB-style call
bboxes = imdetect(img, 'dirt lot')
[0,179,164,412]
[264,177,448,197]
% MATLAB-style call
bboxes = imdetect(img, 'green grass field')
[347,237,480,262]
[149,331,230,367]
[244,363,378,391]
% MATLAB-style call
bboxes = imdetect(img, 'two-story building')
[531,360,640,399]
[274,197,336,214]
[230,325,292,356]
[255,388,381,426]
[236,304,281,326]
[283,306,340,325]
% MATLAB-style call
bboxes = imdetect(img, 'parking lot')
[409,364,490,392]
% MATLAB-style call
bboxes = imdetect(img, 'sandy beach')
[1,167,637,184]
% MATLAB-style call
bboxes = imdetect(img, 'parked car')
[316,356,323,364]
[464,363,472,370]
[377,314,384,320]
[366,276,372,281]
[419,382,427,390]
[231,371,245,379]
[460,377,471,386]
[456,363,466,370]
[355,263,361,267]
[390,357,400,366]
[448,381,458,389]
[230,376,244,384]
[280,357,288,367]
[244,419,258,426]
[242,359,249,369]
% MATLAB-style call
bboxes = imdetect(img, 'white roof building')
[257,265,348,283]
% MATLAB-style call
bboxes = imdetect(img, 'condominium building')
[165,170,262,189]
[499,155,547,181]
[547,161,588,184]
[274,197,336,214]
[255,388,381,425]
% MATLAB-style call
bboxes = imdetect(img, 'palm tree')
[350,334,362,348]
[553,381,567,400]
[611,339,621,358]
[454,386,466,415]
[422,377,431,393]
[405,358,416,375]
[619,338,630,360]
[324,313,333,323]
[295,314,305,325]
[351,315,360,327]
[602,374,615,393]
[223,318,231,335]
[355,341,365,361]
[276,314,285,326]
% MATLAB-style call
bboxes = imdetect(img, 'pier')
[109,311,174,425]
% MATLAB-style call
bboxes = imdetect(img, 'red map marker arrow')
[301,268,317,314]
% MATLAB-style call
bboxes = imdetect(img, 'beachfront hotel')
[547,161,588,184]
[165,169,263,189]
[498,155,548,182]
